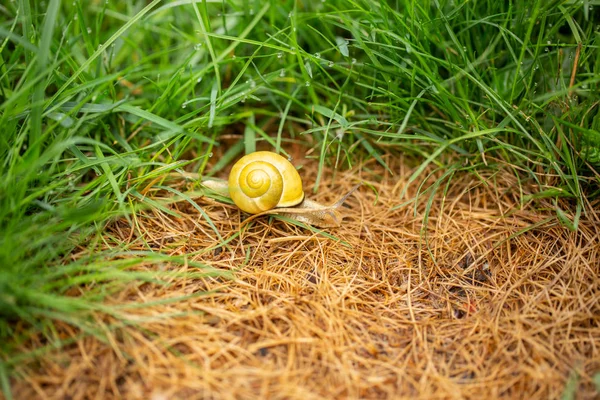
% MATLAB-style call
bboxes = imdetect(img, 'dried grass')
[9,151,600,399]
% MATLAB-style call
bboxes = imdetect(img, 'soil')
[8,151,600,399]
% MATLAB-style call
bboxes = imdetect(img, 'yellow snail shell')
[228,151,305,214]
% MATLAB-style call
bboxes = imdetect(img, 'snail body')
[201,151,358,227]
[228,151,304,214]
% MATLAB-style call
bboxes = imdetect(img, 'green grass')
[0,0,599,396]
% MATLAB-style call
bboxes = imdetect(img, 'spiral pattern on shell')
[228,151,304,214]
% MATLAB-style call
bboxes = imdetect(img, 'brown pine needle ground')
[9,153,600,399]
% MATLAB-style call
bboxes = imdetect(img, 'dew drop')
[87,27,92,34]
[328,61,334,67]
[194,43,202,50]
[279,69,285,77]
[305,80,311,86]
[197,77,203,83]
[315,52,321,59]
[209,152,213,157]
[277,52,283,59]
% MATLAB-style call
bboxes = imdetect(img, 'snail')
[202,151,359,228]
[228,151,305,214]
